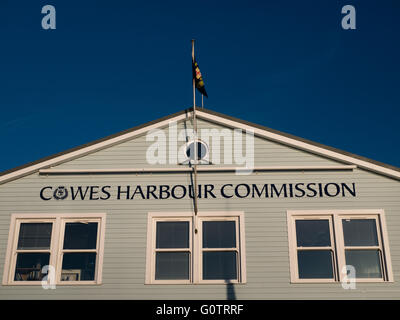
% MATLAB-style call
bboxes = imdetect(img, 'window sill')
[290,279,393,284]
[3,281,102,286]
[145,280,246,285]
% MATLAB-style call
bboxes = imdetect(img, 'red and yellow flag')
[192,57,208,98]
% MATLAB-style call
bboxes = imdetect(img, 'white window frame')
[287,209,394,283]
[145,211,246,284]
[2,213,106,286]
[151,217,193,284]
[290,215,338,283]
[182,139,210,165]
[198,216,241,284]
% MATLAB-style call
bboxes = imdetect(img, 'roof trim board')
[0,107,399,184]
[196,109,400,180]
[0,110,191,184]
[38,165,357,174]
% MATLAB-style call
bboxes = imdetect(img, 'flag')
[192,57,208,98]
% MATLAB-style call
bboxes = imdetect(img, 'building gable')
[0,108,399,184]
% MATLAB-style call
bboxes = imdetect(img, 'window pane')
[297,250,334,279]
[345,250,382,278]
[296,220,331,247]
[203,251,237,280]
[156,222,189,249]
[342,219,379,246]
[186,141,207,160]
[61,253,97,281]
[14,253,50,281]
[155,252,190,280]
[63,222,98,249]
[17,223,52,250]
[203,221,236,248]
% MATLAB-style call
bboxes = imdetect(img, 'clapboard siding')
[0,168,399,299]
[0,117,399,299]
[53,119,340,169]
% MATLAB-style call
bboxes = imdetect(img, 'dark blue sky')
[1,0,399,172]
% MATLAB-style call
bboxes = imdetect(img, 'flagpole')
[202,94,204,108]
[192,40,196,111]
[191,39,199,224]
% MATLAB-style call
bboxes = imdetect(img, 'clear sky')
[0,0,399,172]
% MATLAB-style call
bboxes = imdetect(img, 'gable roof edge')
[0,109,192,184]
[196,108,400,180]
[0,107,399,184]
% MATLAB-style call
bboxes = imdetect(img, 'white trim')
[38,165,356,174]
[0,109,398,184]
[0,113,190,185]
[2,213,106,286]
[286,209,394,284]
[145,211,246,285]
[182,139,210,164]
[198,216,241,284]
[152,217,192,284]
[290,215,337,282]
[195,110,400,180]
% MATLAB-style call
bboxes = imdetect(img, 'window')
[295,218,336,280]
[14,222,52,281]
[342,218,383,279]
[60,221,100,282]
[154,220,191,281]
[287,210,393,283]
[184,140,209,163]
[146,212,246,284]
[200,219,239,281]
[3,213,106,285]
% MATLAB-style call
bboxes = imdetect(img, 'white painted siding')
[52,119,340,169]
[0,118,399,299]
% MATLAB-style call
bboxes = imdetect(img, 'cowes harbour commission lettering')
[40,182,356,201]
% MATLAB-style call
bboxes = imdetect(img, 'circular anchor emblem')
[53,186,68,200]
